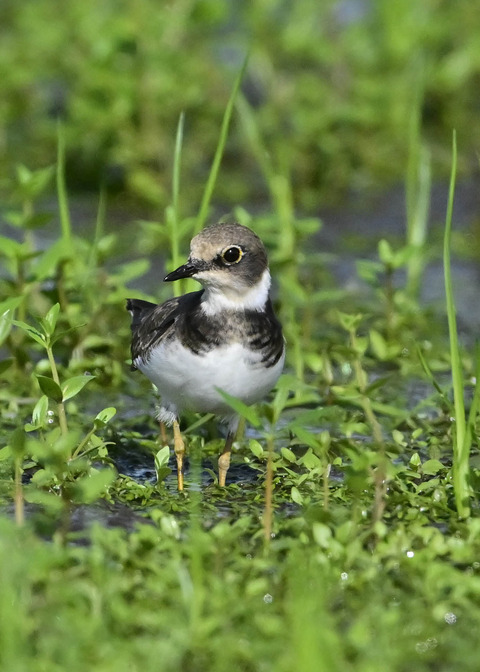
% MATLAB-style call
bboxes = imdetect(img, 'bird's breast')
[136,339,284,416]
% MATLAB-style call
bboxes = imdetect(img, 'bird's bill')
[164,260,199,282]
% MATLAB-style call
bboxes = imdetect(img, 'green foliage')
[1,22,480,666]
[1,0,480,209]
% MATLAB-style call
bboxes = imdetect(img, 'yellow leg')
[173,420,185,491]
[218,433,234,487]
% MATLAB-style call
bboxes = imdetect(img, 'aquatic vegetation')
[2,0,480,210]
[1,47,480,672]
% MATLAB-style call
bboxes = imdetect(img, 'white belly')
[137,339,285,423]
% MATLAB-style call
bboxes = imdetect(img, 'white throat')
[199,268,271,316]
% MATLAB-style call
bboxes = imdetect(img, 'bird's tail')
[126,298,156,328]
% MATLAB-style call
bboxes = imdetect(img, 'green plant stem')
[405,68,431,299]
[323,462,330,511]
[46,344,68,437]
[14,459,24,526]
[384,265,395,341]
[88,186,106,271]
[350,329,387,523]
[188,442,205,641]
[71,428,95,460]
[237,94,305,387]
[195,54,248,235]
[263,435,274,546]
[444,130,470,518]
[168,112,185,297]
[172,112,184,252]
[56,123,72,243]
[462,346,480,464]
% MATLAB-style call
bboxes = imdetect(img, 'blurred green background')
[1,0,479,213]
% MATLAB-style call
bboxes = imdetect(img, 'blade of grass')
[87,185,106,270]
[416,345,454,414]
[405,64,431,298]
[460,343,480,468]
[236,93,295,256]
[167,112,185,296]
[56,122,72,243]
[444,130,470,518]
[194,54,249,235]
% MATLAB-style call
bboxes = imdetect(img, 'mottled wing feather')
[126,292,284,371]
[126,292,203,367]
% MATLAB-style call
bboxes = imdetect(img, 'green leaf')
[9,427,25,459]
[0,296,24,313]
[0,358,14,374]
[71,467,116,504]
[294,217,322,235]
[31,238,73,282]
[61,374,95,401]
[299,447,322,470]
[290,486,304,505]
[155,446,172,483]
[42,303,60,337]
[155,445,171,469]
[422,459,445,476]
[290,425,319,450]
[12,320,46,347]
[369,329,387,360]
[0,235,25,260]
[36,375,63,402]
[249,439,264,458]
[392,429,406,447]
[356,259,383,283]
[409,452,422,468]
[26,213,53,230]
[378,239,394,265]
[113,259,150,284]
[94,407,117,429]
[15,164,55,199]
[280,447,297,463]
[337,311,364,332]
[30,395,49,430]
[0,296,24,344]
[24,488,64,512]
[215,388,260,427]
[312,522,332,548]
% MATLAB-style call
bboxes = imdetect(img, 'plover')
[127,222,285,490]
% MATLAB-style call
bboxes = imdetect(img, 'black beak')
[164,260,199,282]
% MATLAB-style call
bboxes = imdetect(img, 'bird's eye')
[221,246,243,264]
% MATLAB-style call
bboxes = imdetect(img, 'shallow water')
[2,180,479,527]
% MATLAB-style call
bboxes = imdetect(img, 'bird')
[126,222,285,490]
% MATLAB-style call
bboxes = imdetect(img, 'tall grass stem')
[263,436,274,547]
[443,130,470,518]
[195,54,248,235]
[168,112,185,296]
[56,123,72,243]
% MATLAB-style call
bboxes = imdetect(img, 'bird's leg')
[173,420,185,491]
[218,432,235,487]
[159,421,168,445]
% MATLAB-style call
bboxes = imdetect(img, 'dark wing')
[126,292,203,368]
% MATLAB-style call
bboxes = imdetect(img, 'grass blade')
[461,343,480,467]
[167,112,185,296]
[194,54,249,235]
[56,122,72,243]
[444,130,470,517]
